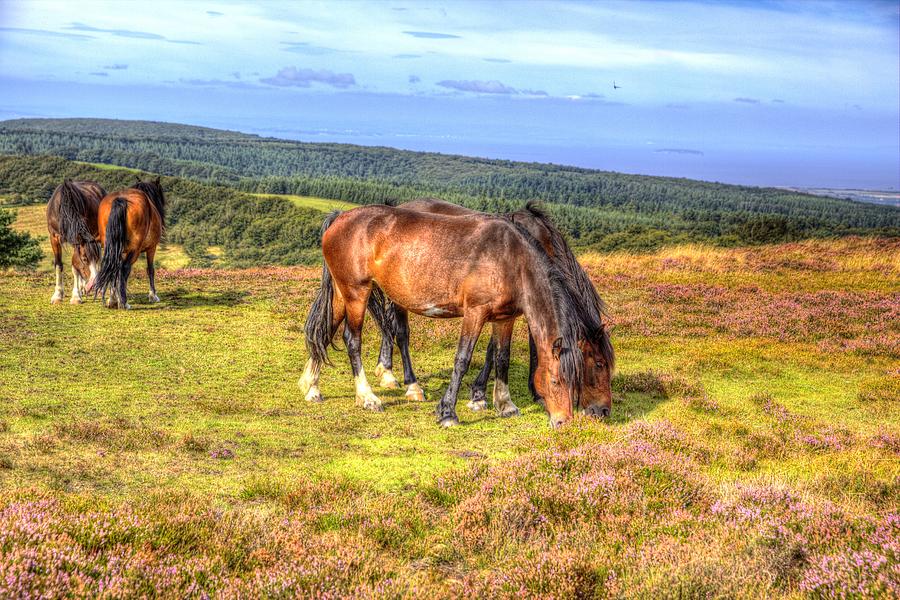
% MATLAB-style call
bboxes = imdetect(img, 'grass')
[74,160,143,173]
[0,236,897,597]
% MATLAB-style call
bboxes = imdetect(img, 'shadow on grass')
[153,286,249,309]
[608,370,691,423]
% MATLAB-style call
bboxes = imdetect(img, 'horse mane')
[56,180,100,263]
[513,201,615,371]
[506,218,597,406]
[133,178,167,231]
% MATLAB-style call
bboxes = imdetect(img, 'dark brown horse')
[85,178,166,309]
[46,180,106,304]
[300,205,602,428]
[369,199,614,418]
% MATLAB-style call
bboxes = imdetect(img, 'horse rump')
[91,197,129,299]
[57,180,100,262]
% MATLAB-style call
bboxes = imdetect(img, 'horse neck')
[519,260,563,352]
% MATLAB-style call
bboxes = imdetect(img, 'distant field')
[74,160,142,173]
[250,192,358,212]
[1,237,897,597]
[9,203,191,271]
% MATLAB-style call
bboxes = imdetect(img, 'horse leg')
[467,337,493,412]
[394,307,425,402]
[69,262,84,305]
[50,235,64,304]
[117,255,133,310]
[436,310,486,427]
[344,287,382,411]
[528,328,545,407]
[146,248,160,303]
[492,319,520,418]
[374,320,399,389]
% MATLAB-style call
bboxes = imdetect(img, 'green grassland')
[250,193,358,213]
[1,208,897,596]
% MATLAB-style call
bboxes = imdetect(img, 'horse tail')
[93,197,129,299]
[366,283,397,341]
[304,211,342,367]
[57,180,101,263]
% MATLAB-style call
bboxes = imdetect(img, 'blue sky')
[1,0,898,188]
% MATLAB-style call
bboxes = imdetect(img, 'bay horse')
[46,180,106,304]
[299,205,602,428]
[368,199,614,419]
[85,178,166,309]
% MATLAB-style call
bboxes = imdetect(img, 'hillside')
[2,118,898,250]
[0,155,327,267]
[1,234,897,597]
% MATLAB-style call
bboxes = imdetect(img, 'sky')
[1,0,898,189]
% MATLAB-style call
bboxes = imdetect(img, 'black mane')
[133,178,167,231]
[512,201,615,370]
[506,218,598,406]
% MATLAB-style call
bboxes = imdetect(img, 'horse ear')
[155,176,161,184]
[552,337,563,359]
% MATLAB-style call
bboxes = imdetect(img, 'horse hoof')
[123,303,132,310]
[467,399,488,412]
[305,389,323,403]
[405,383,426,402]
[148,294,160,303]
[50,297,63,305]
[438,415,460,428]
[374,363,398,389]
[69,297,82,305]
[498,405,521,418]
[378,372,399,389]
[356,394,384,412]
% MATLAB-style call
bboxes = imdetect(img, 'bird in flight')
[613,81,621,90]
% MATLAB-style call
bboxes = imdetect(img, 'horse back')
[401,198,476,217]
[98,189,160,254]
[47,180,106,238]
[323,205,528,318]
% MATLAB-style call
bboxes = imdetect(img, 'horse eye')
[550,378,559,385]
[595,361,603,368]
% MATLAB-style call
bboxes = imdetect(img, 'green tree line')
[0,118,897,260]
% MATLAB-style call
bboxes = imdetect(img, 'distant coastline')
[779,187,900,208]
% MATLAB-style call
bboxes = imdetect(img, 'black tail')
[93,197,128,299]
[57,180,100,263]
[304,211,342,367]
[366,284,397,342]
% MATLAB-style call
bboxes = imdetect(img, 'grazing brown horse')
[300,205,602,428]
[369,199,614,419]
[85,178,166,309]
[46,180,106,304]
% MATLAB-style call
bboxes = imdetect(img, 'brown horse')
[46,180,106,304]
[369,199,614,418]
[299,205,602,428]
[85,178,166,309]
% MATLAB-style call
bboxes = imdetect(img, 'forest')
[0,155,324,267]
[1,118,898,266]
